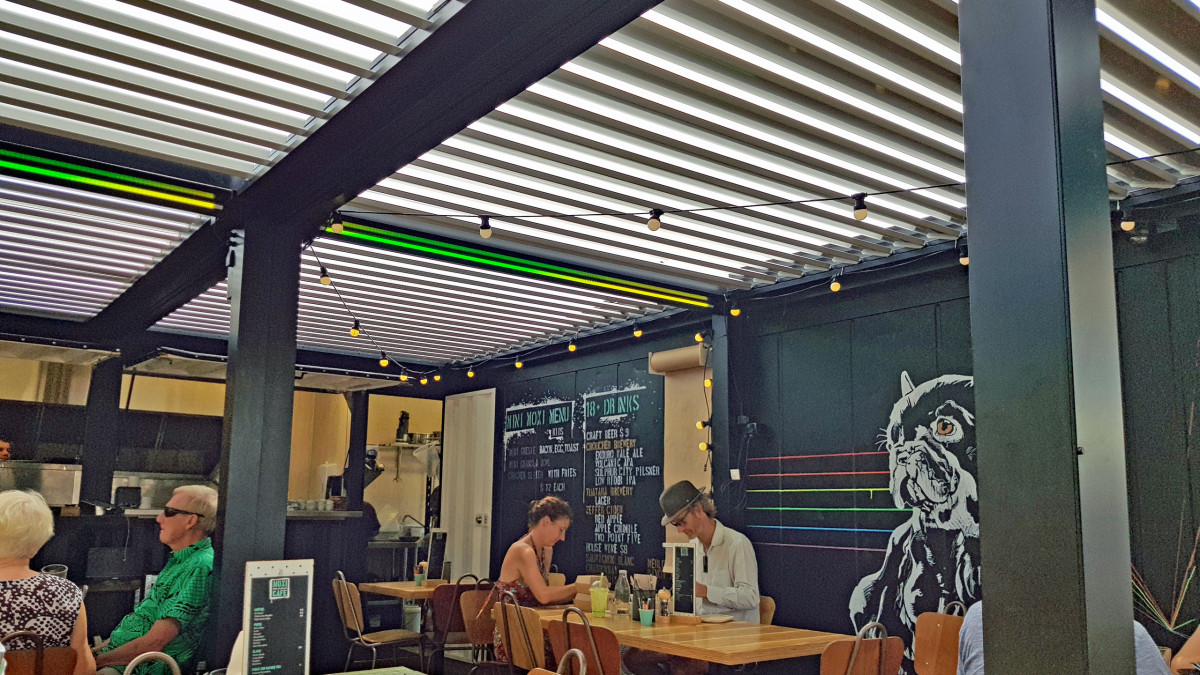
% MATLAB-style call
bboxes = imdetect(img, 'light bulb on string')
[704,378,713,388]
[467,368,476,378]
[400,372,409,382]
[329,214,343,234]
[694,332,705,343]
[479,216,492,239]
[633,327,643,338]
[830,274,842,293]
[647,209,664,232]
[699,441,710,452]
[420,377,428,385]
[729,305,741,317]
[434,374,441,382]
[319,267,332,285]
[515,360,524,369]
[349,320,360,337]
[378,351,389,368]
[568,341,577,353]
[958,244,970,267]
[851,193,868,221]
[696,420,711,430]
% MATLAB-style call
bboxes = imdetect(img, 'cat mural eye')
[936,419,956,435]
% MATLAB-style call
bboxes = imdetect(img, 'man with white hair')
[96,485,217,675]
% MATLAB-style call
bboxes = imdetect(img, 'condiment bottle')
[614,570,631,616]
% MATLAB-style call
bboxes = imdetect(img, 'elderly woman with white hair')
[0,489,96,675]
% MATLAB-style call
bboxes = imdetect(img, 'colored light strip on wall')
[748,525,894,533]
[332,221,712,308]
[748,451,889,461]
[0,157,218,210]
[747,506,910,512]
[758,542,887,554]
[747,471,890,478]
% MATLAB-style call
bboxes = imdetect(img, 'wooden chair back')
[547,608,619,675]
[759,596,776,626]
[461,588,497,647]
[2,631,76,675]
[820,622,904,675]
[332,571,366,639]
[433,575,480,639]
[529,648,587,675]
[912,607,966,675]
[494,590,546,670]
[547,573,567,587]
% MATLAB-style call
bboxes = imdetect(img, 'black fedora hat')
[660,480,705,526]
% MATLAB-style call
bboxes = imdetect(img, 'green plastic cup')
[590,587,609,618]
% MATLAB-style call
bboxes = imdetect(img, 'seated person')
[0,490,95,675]
[95,485,218,675]
[625,481,760,675]
[958,601,1168,674]
[1173,626,1200,674]
[0,439,11,461]
[491,496,584,663]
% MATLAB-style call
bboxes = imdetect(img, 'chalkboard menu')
[242,560,312,675]
[666,543,697,615]
[499,362,663,581]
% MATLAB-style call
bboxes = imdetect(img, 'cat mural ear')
[900,371,915,396]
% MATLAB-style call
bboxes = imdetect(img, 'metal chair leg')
[345,645,354,672]
[371,645,378,670]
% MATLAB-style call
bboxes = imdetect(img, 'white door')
[441,388,495,579]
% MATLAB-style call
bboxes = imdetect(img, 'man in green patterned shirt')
[96,485,217,675]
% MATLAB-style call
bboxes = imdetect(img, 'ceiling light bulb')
[852,193,868,221]
[694,333,704,343]
[647,208,664,232]
[568,342,577,352]
[378,351,389,368]
[319,267,332,285]
[479,216,492,239]
[959,248,970,266]
[1121,219,1136,232]
[467,368,476,378]
[729,307,741,317]
[699,441,709,452]
[704,378,713,388]
[633,327,644,338]
[420,377,428,385]
[330,218,343,234]
[515,360,524,369]
[350,320,360,337]
[830,278,842,292]
[434,374,441,382]
[400,373,409,382]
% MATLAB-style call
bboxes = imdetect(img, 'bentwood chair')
[1,631,77,675]
[547,607,620,675]
[429,574,489,664]
[759,596,777,626]
[460,582,497,662]
[494,590,547,673]
[912,602,965,675]
[333,571,427,671]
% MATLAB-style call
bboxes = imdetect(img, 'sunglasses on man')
[162,507,202,518]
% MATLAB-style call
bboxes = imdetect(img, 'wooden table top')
[533,608,851,666]
[358,579,447,600]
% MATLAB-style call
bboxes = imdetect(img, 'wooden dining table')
[533,607,851,666]
[358,579,447,601]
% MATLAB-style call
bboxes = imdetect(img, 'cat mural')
[849,372,981,675]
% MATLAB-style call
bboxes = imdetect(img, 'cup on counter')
[304,500,316,511]
[414,572,427,587]
[589,587,609,618]
[639,608,654,626]
[41,564,68,578]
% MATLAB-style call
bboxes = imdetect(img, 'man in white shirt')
[624,481,760,675]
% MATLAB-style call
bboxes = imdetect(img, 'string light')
[704,378,713,388]
[400,372,409,382]
[479,215,492,239]
[633,327,644,338]
[350,320,360,337]
[329,214,343,234]
[568,340,577,352]
[852,193,868,221]
[434,374,442,382]
[319,267,332,285]
[467,368,475,378]
[378,351,389,368]
[1112,206,1137,232]
[699,441,710,452]
[515,360,524,369]
[696,420,711,430]
[420,376,428,385]
[694,332,705,343]
[958,244,970,267]
[830,274,843,293]
[647,208,664,232]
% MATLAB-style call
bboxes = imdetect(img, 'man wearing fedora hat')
[625,480,760,675]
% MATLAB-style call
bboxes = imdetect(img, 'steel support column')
[959,0,1133,672]
[345,392,368,511]
[212,224,301,664]
[80,357,122,503]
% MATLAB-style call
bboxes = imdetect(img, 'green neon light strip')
[747,506,910,512]
[0,148,215,199]
[0,159,217,210]
[333,223,712,308]
[342,221,710,302]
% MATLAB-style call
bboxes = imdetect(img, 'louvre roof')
[1,0,1198,366]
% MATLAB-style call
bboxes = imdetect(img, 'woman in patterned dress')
[0,490,95,675]
[490,496,586,663]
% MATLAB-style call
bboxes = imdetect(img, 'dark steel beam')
[80,357,122,503]
[86,0,667,339]
[346,392,368,511]
[959,0,1133,672]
